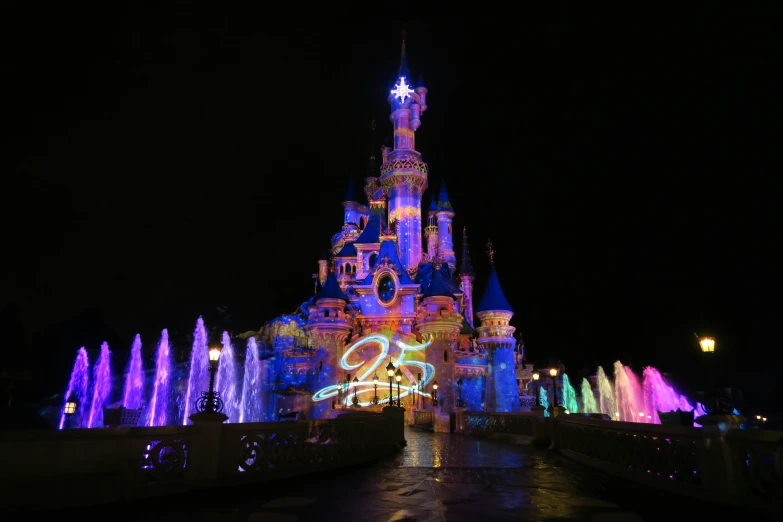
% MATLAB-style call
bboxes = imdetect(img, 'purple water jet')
[239,337,263,423]
[614,361,642,423]
[147,329,171,426]
[215,331,239,422]
[88,342,112,428]
[59,347,90,429]
[183,316,209,425]
[642,367,694,422]
[122,334,144,410]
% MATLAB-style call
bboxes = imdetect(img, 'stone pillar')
[383,405,407,447]
[188,412,228,481]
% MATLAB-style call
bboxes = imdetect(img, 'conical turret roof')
[476,269,512,313]
[315,272,348,302]
[437,180,453,212]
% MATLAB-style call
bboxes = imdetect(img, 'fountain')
[539,386,550,417]
[580,378,598,413]
[596,366,616,419]
[239,337,263,423]
[642,367,693,423]
[59,347,90,429]
[183,316,209,425]
[87,342,112,428]
[562,374,579,414]
[215,331,239,423]
[614,361,643,423]
[147,329,171,426]
[122,334,144,410]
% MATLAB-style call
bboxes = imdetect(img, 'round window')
[377,274,396,303]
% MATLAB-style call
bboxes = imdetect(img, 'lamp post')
[372,374,379,405]
[696,334,720,413]
[432,380,439,407]
[64,395,77,428]
[456,378,464,408]
[549,368,559,406]
[532,371,540,406]
[351,377,360,407]
[197,344,224,414]
[386,360,396,406]
[395,369,403,407]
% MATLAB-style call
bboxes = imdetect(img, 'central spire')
[399,32,410,80]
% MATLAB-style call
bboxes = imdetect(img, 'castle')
[255,42,527,428]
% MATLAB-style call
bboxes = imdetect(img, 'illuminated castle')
[265,42,522,426]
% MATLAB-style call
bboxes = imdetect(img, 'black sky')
[3,5,781,412]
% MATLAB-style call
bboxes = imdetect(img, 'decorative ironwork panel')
[140,438,188,483]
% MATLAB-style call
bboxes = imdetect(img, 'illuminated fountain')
[561,374,579,413]
[59,347,90,429]
[122,334,144,410]
[580,378,598,413]
[215,331,239,423]
[239,337,264,423]
[147,329,171,426]
[183,316,209,425]
[87,342,112,428]
[597,366,617,419]
[539,386,550,417]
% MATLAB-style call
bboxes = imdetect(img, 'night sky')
[3,6,781,413]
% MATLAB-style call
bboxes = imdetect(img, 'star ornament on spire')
[391,77,413,104]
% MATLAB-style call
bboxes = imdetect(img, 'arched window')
[340,264,344,274]
[360,216,367,229]
[324,310,330,318]
[444,350,449,362]
[351,264,356,274]
[369,253,378,269]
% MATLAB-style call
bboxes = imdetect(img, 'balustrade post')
[695,413,746,504]
[188,412,228,482]
[452,406,466,433]
[383,405,407,447]
[529,404,550,446]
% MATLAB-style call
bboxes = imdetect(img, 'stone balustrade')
[0,409,402,512]
[452,408,781,512]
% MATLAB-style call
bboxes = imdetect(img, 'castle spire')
[460,226,474,276]
[486,238,496,267]
[366,119,378,177]
[437,180,453,213]
[399,33,410,80]
[344,174,356,203]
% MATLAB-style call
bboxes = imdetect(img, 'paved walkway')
[64,427,737,522]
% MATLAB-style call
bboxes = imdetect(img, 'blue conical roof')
[315,272,348,302]
[398,40,410,81]
[429,198,437,212]
[335,241,357,257]
[476,269,512,313]
[422,264,458,298]
[437,180,453,212]
[416,74,425,88]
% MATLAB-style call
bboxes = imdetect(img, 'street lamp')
[432,380,439,407]
[197,343,224,413]
[549,368,559,406]
[532,371,540,406]
[456,378,464,408]
[64,395,77,428]
[395,368,403,407]
[698,337,715,353]
[386,360,396,406]
[351,377,360,407]
[372,374,379,405]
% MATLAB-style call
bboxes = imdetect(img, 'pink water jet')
[183,316,209,425]
[147,329,171,426]
[122,334,144,410]
[88,342,112,428]
[59,347,90,429]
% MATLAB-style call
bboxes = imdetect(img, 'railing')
[0,410,402,511]
[413,409,433,428]
[462,411,535,437]
[725,429,783,510]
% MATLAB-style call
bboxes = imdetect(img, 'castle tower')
[475,241,520,413]
[418,265,462,418]
[436,180,456,270]
[459,227,475,327]
[306,272,353,418]
[381,40,429,270]
[317,251,328,285]
[424,198,438,260]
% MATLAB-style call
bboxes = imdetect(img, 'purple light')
[183,316,209,425]
[215,331,239,422]
[87,342,112,428]
[239,337,263,423]
[122,334,144,410]
[147,329,171,426]
[59,347,90,429]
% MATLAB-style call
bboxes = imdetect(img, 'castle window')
[351,264,356,274]
[369,253,378,269]
[448,225,452,235]
[340,264,345,274]
[324,310,330,318]
[444,350,449,362]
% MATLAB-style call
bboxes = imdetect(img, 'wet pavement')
[59,427,738,521]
